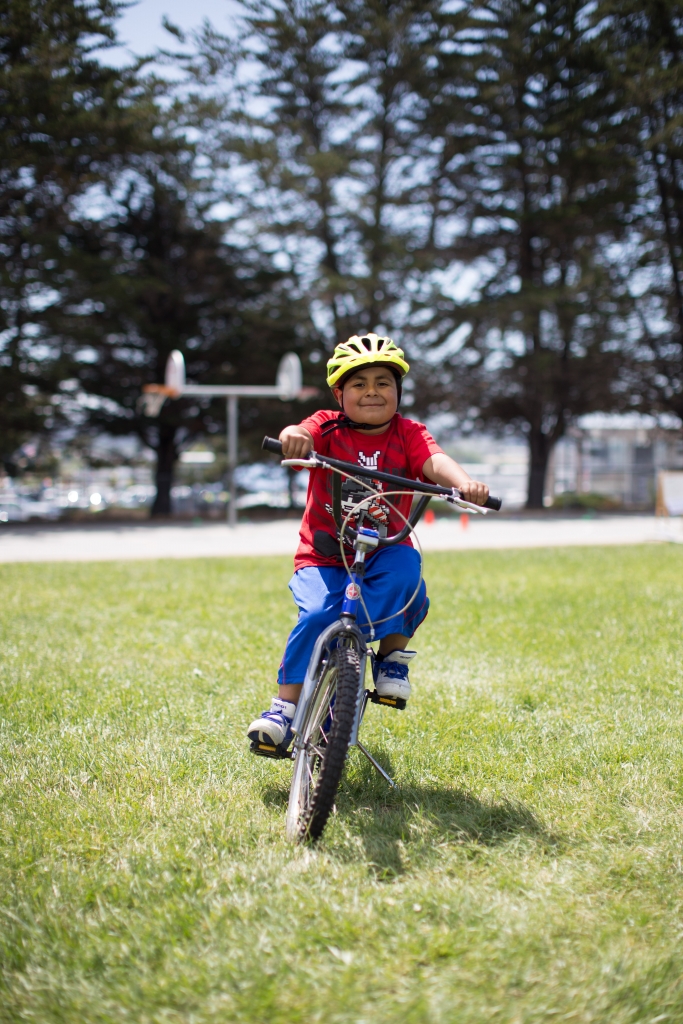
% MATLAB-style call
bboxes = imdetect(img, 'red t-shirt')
[293,410,443,570]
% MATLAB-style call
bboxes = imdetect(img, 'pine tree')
[408,0,638,507]
[213,0,471,351]
[598,0,683,427]
[0,0,147,469]
[59,148,308,515]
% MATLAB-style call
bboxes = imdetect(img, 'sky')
[106,0,240,65]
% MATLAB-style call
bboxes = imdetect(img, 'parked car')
[0,498,27,523]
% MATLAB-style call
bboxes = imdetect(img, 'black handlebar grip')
[262,436,283,456]
[485,495,502,511]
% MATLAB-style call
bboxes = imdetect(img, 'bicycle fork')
[341,528,397,789]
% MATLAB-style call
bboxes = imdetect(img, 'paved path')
[1,515,681,563]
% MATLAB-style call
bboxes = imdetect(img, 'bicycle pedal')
[368,690,407,711]
[250,740,294,760]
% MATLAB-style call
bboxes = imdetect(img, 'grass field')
[2,546,683,1024]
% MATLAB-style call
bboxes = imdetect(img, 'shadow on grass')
[260,746,558,876]
[349,747,559,875]
[261,784,290,809]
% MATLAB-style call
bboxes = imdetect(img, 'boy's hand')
[423,454,490,506]
[458,480,490,506]
[280,425,314,459]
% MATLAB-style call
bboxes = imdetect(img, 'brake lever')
[446,491,488,515]
[281,458,318,469]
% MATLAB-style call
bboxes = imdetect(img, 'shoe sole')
[374,685,411,700]
[247,725,289,746]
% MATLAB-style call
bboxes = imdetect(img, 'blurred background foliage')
[2,0,682,509]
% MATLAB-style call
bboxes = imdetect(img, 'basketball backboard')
[276,353,303,400]
[165,350,186,395]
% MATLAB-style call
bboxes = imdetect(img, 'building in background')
[550,415,683,508]
[440,415,683,511]
[444,436,529,510]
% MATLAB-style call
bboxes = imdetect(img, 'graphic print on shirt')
[324,450,393,536]
[358,450,381,471]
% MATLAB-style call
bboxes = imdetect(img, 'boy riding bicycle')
[247,334,489,753]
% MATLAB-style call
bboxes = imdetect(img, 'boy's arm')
[422,452,490,507]
[279,424,314,459]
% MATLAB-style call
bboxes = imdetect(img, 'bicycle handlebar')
[262,436,503,511]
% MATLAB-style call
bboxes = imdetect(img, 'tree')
[0,0,147,470]
[210,0,473,353]
[58,146,311,515]
[598,0,683,428]
[403,0,639,507]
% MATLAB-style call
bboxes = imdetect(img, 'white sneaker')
[374,650,415,701]
[247,698,296,749]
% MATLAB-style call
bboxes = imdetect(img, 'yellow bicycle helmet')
[326,333,410,388]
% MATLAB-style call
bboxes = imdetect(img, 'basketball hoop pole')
[142,351,317,526]
[227,395,238,528]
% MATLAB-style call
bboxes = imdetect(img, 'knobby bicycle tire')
[287,644,360,843]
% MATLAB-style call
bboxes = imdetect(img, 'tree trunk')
[151,424,178,518]
[526,428,552,509]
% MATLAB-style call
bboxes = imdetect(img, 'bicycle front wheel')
[286,643,361,843]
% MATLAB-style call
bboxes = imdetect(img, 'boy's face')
[332,365,399,426]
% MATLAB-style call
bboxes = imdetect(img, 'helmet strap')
[321,413,395,437]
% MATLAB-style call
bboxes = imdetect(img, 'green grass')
[1,546,683,1023]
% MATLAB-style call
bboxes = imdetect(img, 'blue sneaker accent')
[247,699,295,748]
[375,659,409,681]
[374,650,415,700]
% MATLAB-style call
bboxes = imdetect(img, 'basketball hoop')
[139,383,179,418]
[139,349,319,524]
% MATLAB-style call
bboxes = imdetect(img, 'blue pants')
[278,546,429,686]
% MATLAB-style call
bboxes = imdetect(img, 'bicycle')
[253,436,502,843]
